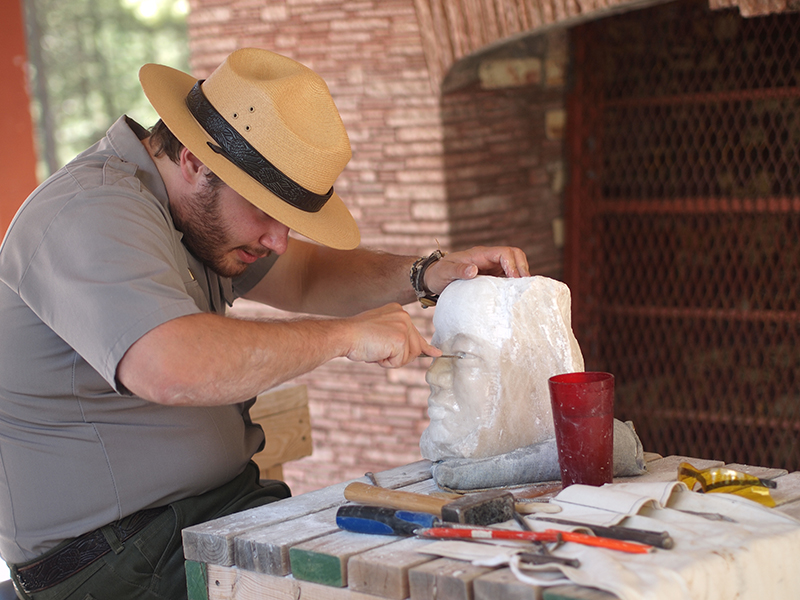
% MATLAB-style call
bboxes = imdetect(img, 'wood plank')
[776,498,800,520]
[770,472,800,508]
[347,536,437,599]
[289,530,397,587]
[408,557,494,600]
[262,464,283,481]
[543,585,618,600]
[230,473,442,574]
[724,463,788,480]
[250,385,312,473]
[206,563,388,600]
[250,384,309,418]
[625,455,724,483]
[234,506,340,575]
[473,567,540,600]
[186,560,209,600]
[251,404,313,472]
[476,569,619,600]
[183,460,433,567]
[184,478,363,567]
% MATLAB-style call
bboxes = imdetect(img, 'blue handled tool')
[336,504,439,536]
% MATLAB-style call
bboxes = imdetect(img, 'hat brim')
[139,63,360,250]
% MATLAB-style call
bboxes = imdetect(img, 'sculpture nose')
[425,357,453,389]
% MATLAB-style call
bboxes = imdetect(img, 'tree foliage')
[24,0,189,178]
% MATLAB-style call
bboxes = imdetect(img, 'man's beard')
[170,184,245,278]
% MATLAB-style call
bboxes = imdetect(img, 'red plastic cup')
[548,372,615,488]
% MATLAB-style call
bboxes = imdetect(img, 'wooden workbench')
[182,455,800,600]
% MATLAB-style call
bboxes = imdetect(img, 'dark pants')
[10,463,290,600]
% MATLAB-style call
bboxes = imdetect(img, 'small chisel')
[416,526,654,554]
[534,517,674,549]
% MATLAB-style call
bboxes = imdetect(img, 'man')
[0,48,529,599]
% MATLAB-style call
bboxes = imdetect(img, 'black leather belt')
[14,507,166,595]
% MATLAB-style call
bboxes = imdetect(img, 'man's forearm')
[245,240,531,317]
[246,240,419,316]
[117,305,436,406]
[117,313,344,406]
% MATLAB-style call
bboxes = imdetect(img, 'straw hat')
[139,48,360,250]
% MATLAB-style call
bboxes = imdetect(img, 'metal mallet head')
[440,489,515,525]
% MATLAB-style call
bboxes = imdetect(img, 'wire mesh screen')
[566,1,800,469]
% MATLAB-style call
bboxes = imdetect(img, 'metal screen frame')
[565,0,800,469]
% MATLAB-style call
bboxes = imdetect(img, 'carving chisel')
[535,517,674,549]
[416,526,655,554]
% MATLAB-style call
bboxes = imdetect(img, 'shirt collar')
[105,116,170,211]
[105,116,237,307]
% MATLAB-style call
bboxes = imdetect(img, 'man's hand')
[342,303,440,368]
[423,245,530,295]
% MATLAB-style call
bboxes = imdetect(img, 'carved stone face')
[419,276,584,461]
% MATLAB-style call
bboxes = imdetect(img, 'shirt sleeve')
[10,184,202,390]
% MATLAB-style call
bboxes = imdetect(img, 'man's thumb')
[463,264,479,279]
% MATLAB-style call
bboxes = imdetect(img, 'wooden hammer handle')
[344,482,448,516]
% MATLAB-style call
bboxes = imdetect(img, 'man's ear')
[179,147,209,186]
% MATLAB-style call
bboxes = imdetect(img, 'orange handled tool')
[416,526,654,554]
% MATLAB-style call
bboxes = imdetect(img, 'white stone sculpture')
[419,275,585,461]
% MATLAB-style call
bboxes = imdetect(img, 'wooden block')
[182,459,433,567]
[185,560,208,600]
[234,506,340,575]
[368,461,435,490]
[184,479,356,567]
[624,455,724,483]
[251,404,313,472]
[250,384,309,418]
[725,463,788,480]
[777,498,800,521]
[234,475,442,575]
[261,464,284,481]
[408,557,494,600]
[250,385,312,472]
[543,585,618,599]
[289,530,396,587]
[473,567,540,600]
[206,563,388,599]
[394,478,440,495]
[348,536,437,599]
[643,452,663,463]
[771,472,800,507]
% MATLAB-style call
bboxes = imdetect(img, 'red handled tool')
[416,526,654,554]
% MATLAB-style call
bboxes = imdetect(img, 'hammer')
[343,481,515,525]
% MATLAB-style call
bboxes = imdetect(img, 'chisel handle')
[336,504,439,536]
[344,482,447,516]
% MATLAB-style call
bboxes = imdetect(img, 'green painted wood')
[543,584,618,599]
[183,459,433,567]
[289,547,344,587]
[185,560,208,600]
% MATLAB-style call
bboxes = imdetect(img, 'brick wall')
[188,0,568,494]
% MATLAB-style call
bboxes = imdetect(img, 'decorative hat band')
[185,81,333,213]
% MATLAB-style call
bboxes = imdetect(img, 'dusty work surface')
[183,455,800,600]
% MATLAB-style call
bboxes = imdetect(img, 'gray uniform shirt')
[0,116,277,564]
